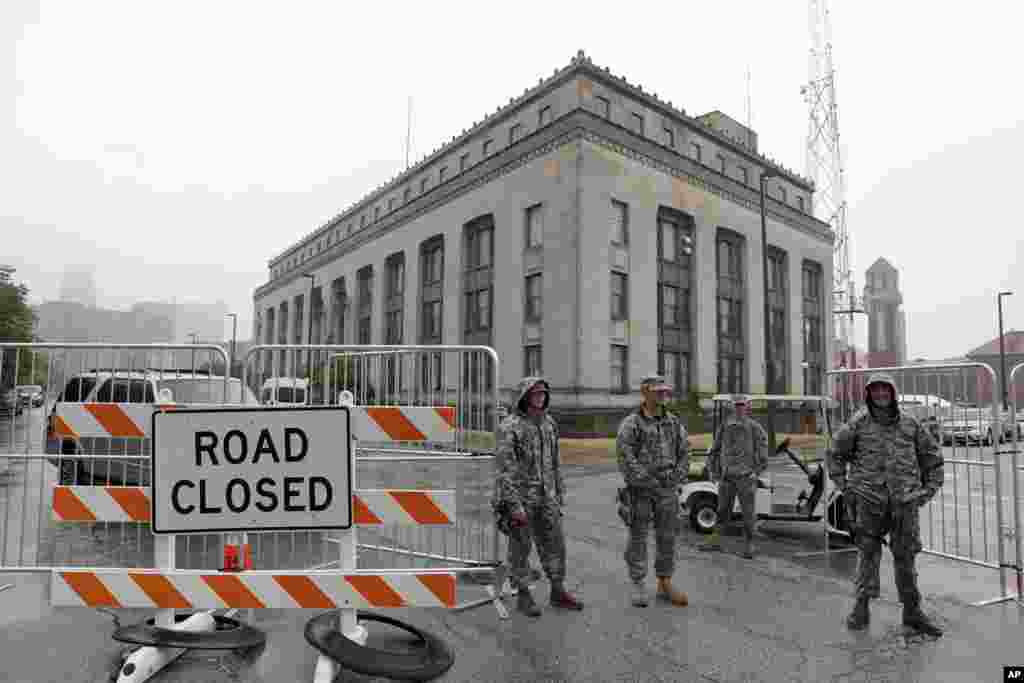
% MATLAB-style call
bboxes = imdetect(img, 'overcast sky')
[4,1,1022,360]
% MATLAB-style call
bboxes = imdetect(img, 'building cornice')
[255,111,833,302]
[267,50,816,271]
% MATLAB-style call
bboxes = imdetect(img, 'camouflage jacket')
[827,372,944,506]
[707,415,769,480]
[616,406,689,490]
[493,378,564,514]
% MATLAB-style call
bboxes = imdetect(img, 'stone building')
[251,51,834,431]
[863,257,907,368]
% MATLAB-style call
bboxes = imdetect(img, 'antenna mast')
[804,0,854,365]
[405,96,412,170]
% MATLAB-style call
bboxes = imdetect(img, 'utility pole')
[998,292,1013,412]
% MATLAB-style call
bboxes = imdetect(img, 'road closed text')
[170,427,334,515]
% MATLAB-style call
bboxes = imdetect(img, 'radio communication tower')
[803,0,860,366]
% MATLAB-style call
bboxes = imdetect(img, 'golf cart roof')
[711,394,832,403]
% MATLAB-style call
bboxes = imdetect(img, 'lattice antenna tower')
[802,0,853,356]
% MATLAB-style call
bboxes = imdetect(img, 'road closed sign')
[151,407,352,534]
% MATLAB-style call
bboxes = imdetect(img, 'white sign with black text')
[151,407,352,534]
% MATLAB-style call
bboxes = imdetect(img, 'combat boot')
[698,528,723,552]
[656,577,689,607]
[516,587,542,618]
[630,581,649,607]
[742,531,757,559]
[550,582,584,610]
[903,602,943,637]
[845,596,870,630]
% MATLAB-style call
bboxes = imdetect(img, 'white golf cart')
[678,394,852,539]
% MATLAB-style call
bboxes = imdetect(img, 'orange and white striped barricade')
[50,395,481,683]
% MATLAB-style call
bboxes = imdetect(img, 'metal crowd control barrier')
[241,344,505,588]
[805,362,1017,607]
[0,343,497,680]
[1006,361,1024,607]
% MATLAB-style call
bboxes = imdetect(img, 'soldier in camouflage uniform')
[699,395,768,558]
[617,374,690,608]
[493,377,584,617]
[828,372,944,636]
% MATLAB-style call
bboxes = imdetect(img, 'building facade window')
[610,345,628,393]
[384,252,405,345]
[630,112,644,135]
[658,350,687,398]
[717,154,727,174]
[525,203,543,249]
[419,236,444,396]
[657,207,695,396]
[460,153,469,172]
[525,274,542,322]
[357,266,373,346]
[439,166,447,183]
[690,142,702,163]
[482,139,493,157]
[611,271,628,321]
[509,124,521,145]
[597,96,610,118]
[388,198,395,212]
[802,260,825,396]
[767,246,788,393]
[404,188,411,203]
[525,345,542,377]
[779,186,787,203]
[716,229,745,393]
[383,253,405,394]
[463,216,495,393]
[797,196,805,212]
[663,126,675,148]
[539,106,551,126]
[611,199,628,245]
[420,177,429,194]
[739,166,749,185]
[331,277,346,345]
[374,207,380,221]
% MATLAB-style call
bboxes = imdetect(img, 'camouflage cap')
[640,375,672,392]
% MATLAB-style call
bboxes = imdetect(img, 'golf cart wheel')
[58,461,77,485]
[689,494,718,534]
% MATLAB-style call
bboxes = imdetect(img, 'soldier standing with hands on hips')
[699,394,768,558]
[617,374,690,608]
[828,372,944,636]
[493,377,584,617]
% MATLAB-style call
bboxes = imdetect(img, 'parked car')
[16,385,44,408]
[261,377,308,406]
[46,369,258,485]
[0,387,23,415]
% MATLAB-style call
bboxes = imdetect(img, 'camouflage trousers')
[717,475,757,537]
[506,498,566,590]
[624,486,678,583]
[849,493,923,605]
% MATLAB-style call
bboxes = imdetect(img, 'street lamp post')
[226,313,238,378]
[998,291,1013,411]
[760,169,780,449]
[188,332,198,370]
[302,274,315,379]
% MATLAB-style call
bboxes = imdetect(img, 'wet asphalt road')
[3,418,1024,680]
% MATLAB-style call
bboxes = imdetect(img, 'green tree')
[0,271,45,389]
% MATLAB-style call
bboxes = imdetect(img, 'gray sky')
[4,1,1022,359]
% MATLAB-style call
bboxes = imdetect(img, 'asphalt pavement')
[3,458,1024,682]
